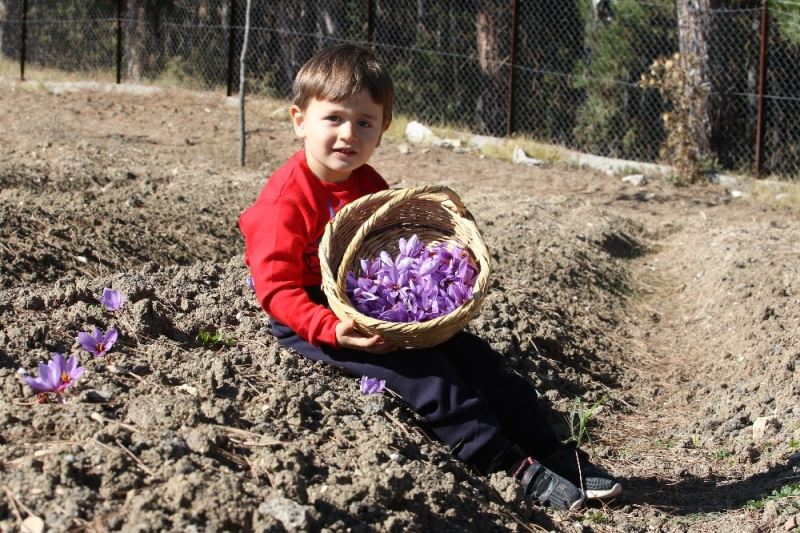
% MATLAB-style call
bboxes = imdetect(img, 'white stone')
[433,138,462,149]
[468,134,504,149]
[716,174,739,187]
[405,121,437,144]
[512,146,543,166]
[752,415,781,441]
[622,174,646,186]
[21,516,45,533]
[730,190,744,199]
[398,143,411,155]
[258,496,311,531]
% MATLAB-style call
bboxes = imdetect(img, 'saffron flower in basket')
[22,353,84,394]
[99,288,125,311]
[360,376,386,395]
[345,235,478,323]
[77,327,118,357]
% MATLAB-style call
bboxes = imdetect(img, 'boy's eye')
[325,115,342,123]
[358,120,373,128]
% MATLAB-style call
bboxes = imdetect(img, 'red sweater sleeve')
[239,199,340,347]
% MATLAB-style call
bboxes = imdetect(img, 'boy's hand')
[335,319,396,354]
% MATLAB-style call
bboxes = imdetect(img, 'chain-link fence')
[2,0,800,178]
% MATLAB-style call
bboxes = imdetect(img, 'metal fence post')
[755,0,769,178]
[506,0,519,137]
[226,0,237,97]
[116,0,124,84]
[20,0,28,81]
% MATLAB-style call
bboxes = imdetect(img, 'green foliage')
[197,327,236,349]
[583,509,609,524]
[572,0,674,161]
[712,449,732,461]
[773,1,800,46]
[568,396,605,448]
[743,482,800,510]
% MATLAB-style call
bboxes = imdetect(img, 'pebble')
[752,415,781,441]
[622,173,646,186]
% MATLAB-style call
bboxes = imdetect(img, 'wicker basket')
[319,185,491,349]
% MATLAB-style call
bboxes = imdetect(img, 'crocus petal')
[360,376,385,395]
[103,328,118,349]
[77,332,97,354]
[23,375,50,392]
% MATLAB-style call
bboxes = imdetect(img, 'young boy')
[239,44,621,510]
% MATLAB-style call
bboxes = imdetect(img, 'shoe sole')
[586,483,622,500]
[568,493,587,511]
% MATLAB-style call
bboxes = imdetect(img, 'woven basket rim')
[319,185,491,345]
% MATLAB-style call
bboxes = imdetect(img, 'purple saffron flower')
[360,376,386,395]
[77,327,118,357]
[346,236,478,323]
[246,275,255,291]
[99,288,125,311]
[22,353,84,394]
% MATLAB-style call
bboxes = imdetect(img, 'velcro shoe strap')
[520,459,545,497]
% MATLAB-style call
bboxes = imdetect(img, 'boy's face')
[290,91,384,183]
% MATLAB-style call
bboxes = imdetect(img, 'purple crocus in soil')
[246,275,255,291]
[360,376,386,395]
[77,327,118,357]
[22,353,84,394]
[99,288,125,311]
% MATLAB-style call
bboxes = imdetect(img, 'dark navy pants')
[271,287,561,474]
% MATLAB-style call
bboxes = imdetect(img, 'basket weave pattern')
[319,185,491,349]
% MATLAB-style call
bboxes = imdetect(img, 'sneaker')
[510,457,586,510]
[542,445,622,500]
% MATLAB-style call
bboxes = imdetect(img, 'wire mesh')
[2,0,800,178]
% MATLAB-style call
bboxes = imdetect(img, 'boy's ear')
[289,105,305,139]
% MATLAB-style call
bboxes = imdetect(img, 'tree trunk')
[318,0,345,47]
[476,0,509,136]
[676,0,715,157]
[125,0,170,81]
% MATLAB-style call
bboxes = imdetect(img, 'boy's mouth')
[333,147,357,156]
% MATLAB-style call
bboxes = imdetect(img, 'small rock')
[398,143,411,155]
[405,121,437,144]
[432,138,462,149]
[258,496,311,531]
[712,173,739,187]
[763,500,780,521]
[753,415,781,441]
[622,173,646,186]
[784,516,797,531]
[80,390,109,403]
[468,134,504,149]
[730,190,744,198]
[21,516,45,533]
[389,452,404,463]
[127,192,145,207]
[185,426,217,455]
[512,146,543,166]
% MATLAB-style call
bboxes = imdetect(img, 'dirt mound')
[2,82,799,532]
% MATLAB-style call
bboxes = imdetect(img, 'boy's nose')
[339,121,356,141]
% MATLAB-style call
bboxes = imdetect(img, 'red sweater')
[239,150,389,346]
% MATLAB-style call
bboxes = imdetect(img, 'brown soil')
[1,79,798,532]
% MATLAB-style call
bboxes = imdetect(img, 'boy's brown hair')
[292,44,394,131]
